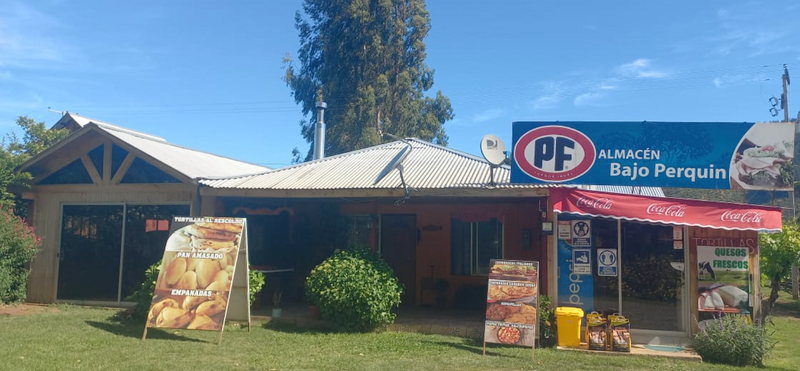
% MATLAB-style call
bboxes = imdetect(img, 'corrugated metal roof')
[94,123,269,179]
[22,114,269,181]
[200,138,549,191]
[584,185,665,197]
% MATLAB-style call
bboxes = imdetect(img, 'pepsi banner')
[511,121,794,190]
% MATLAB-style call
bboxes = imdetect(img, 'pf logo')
[514,126,596,182]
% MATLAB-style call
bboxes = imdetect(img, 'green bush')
[124,261,266,319]
[0,207,41,304]
[693,315,774,366]
[127,261,161,319]
[249,268,265,305]
[538,295,557,348]
[305,248,402,332]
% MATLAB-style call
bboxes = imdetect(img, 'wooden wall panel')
[26,184,196,303]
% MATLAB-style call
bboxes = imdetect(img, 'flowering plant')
[0,207,41,303]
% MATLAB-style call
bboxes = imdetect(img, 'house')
[19,114,781,345]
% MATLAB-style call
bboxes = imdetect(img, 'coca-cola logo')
[721,210,763,223]
[576,197,613,210]
[646,204,686,217]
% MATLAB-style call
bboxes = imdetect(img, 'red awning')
[551,188,783,232]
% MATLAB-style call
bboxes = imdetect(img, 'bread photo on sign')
[165,221,243,253]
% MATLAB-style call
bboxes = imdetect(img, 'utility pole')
[785,64,800,300]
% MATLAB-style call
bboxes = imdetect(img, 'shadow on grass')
[773,298,800,319]
[262,320,334,335]
[86,320,205,343]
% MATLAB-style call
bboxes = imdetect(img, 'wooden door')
[381,214,417,306]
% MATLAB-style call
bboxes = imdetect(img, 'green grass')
[0,302,798,371]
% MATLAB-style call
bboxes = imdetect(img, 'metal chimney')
[313,101,327,160]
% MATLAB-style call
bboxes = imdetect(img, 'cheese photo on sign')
[730,122,794,190]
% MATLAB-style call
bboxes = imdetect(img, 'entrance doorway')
[57,204,191,303]
[556,215,688,336]
[381,214,417,305]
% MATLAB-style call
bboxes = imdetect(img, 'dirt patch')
[0,304,59,317]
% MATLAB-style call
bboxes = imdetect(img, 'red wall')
[341,198,546,306]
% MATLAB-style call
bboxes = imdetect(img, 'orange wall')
[341,198,546,305]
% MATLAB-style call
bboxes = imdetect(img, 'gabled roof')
[199,138,545,191]
[22,114,269,181]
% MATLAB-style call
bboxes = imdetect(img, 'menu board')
[483,259,539,348]
[144,217,246,333]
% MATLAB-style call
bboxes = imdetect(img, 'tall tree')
[0,116,69,208]
[284,0,453,159]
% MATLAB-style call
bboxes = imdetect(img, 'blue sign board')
[557,215,593,313]
[511,121,794,190]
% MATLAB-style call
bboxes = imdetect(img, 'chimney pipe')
[313,101,327,160]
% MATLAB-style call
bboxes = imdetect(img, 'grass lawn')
[0,300,797,371]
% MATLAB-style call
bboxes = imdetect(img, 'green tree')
[284,0,453,159]
[0,116,69,208]
[759,222,800,321]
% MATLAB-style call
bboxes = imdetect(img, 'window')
[451,217,503,275]
[39,159,94,184]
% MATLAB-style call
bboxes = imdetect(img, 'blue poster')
[557,216,593,313]
[511,121,794,190]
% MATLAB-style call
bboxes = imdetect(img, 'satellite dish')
[480,134,507,166]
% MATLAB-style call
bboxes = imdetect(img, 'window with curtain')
[451,217,503,275]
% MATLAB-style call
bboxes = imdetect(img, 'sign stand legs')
[141,326,148,341]
[482,341,486,356]
[217,329,224,345]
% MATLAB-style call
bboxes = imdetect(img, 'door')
[381,214,417,305]
[58,205,124,301]
[620,222,686,332]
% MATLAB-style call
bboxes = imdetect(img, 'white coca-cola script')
[720,210,763,223]
[646,204,686,217]
[576,197,613,210]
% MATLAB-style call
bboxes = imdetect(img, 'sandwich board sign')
[483,259,540,359]
[142,216,250,344]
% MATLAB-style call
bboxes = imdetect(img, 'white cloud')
[471,108,505,124]
[712,73,759,88]
[710,4,800,57]
[616,59,669,79]
[530,82,566,110]
[0,2,72,69]
[574,92,606,107]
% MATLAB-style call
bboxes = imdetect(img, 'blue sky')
[1,1,799,167]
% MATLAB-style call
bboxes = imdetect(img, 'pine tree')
[284,0,453,159]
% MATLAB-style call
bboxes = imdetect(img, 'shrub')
[124,261,266,319]
[249,268,265,305]
[538,295,557,348]
[305,248,402,332]
[0,207,41,304]
[693,315,774,366]
[127,261,161,319]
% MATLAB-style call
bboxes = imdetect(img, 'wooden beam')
[32,183,194,194]
[30,135,105,184]
[80,154,102,185]
[198,187,548,198]
[102,139,112,185]
[110,153,136,184]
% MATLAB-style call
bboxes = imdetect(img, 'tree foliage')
[284,0,453,159]
[759,222,800,321]
[0,116,69,207]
